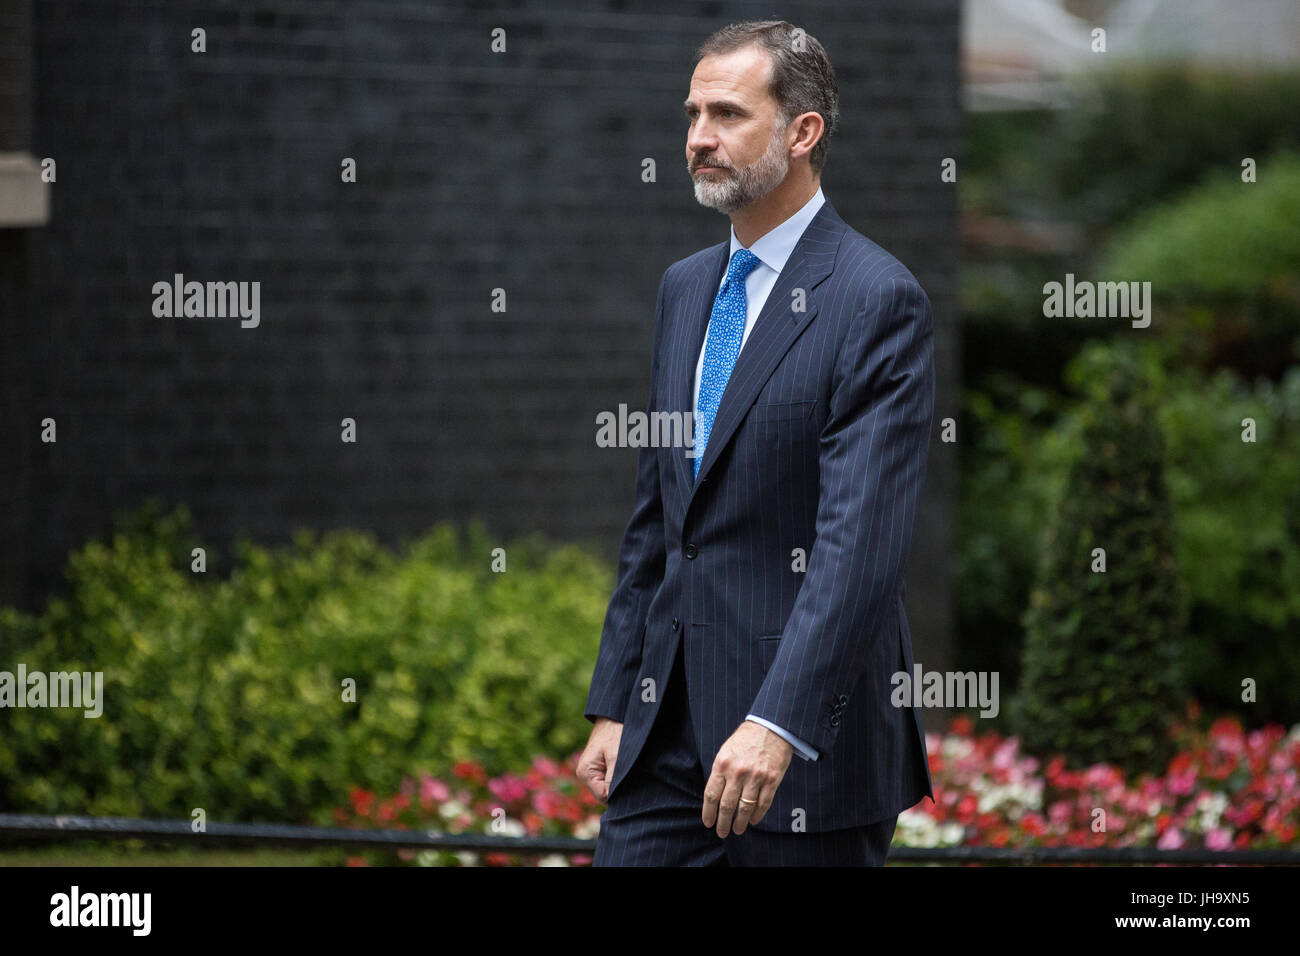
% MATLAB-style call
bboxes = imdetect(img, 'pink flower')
[1205,828,1232,850]
[1167,770,1197,796]
[488,774,530,803]
[1157,828,1184,850]
[420,775,450,804]
[532,756,562,778]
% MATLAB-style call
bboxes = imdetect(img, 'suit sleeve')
[584,271,671,723]
[746,273,935,754]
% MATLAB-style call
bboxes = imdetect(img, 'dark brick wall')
[9,1,958,669]
[1,0,34,608]
[0,0,32,150]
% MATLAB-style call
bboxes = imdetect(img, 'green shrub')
[961,342,1300,728]
[1099,150,1300,376]
[1157,362,1300,716]
[1101,152,1300,300]
[1045,67,1300,227]
[962,70,1300,387]
[0,503,612,824]
[1012,342,1186,775]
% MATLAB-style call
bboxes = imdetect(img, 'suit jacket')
[585,198,935,832]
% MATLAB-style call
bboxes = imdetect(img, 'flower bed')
[334,707,1300,865]
[335,755,603,866]
[900,708,1299,851]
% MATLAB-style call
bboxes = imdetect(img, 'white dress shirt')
[692,185,826,762]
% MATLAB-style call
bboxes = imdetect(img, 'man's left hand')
[702,720,794,837]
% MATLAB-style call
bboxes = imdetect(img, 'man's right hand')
[577,717,623,803]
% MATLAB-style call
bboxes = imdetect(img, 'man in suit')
[578,19,935,866]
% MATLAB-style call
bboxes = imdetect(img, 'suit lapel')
[668,199,846,512]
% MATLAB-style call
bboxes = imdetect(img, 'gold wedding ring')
[739,797,758,805]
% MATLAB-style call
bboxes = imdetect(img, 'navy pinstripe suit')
[586,198,935,864]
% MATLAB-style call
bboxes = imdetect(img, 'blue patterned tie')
[694,248,762,482]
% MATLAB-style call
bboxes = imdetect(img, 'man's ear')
[789,111,825,163]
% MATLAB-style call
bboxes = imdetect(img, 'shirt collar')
[727,185,826,275]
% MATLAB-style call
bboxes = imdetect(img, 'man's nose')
[686,120,718,160]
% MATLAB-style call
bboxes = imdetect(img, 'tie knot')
[726,248,761,285]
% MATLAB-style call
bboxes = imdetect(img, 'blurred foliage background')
[960,66,1300,759]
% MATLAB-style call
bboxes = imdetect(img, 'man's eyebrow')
[682,99,750,115]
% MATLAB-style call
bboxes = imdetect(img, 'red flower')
[955,794,977,824]
[1020,814,1046,837]
[453,761,488,784]
[349,787,374,818]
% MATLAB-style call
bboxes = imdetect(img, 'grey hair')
[694,20,839,175]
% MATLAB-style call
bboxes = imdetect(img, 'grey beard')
[691,126,790,214]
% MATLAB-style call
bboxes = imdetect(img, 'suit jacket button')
[671,618,679,630]
[838,695,848,705]
[829,714,841,727]
[684,544,698,559]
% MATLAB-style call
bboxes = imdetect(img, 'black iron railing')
[3,814,1297,864]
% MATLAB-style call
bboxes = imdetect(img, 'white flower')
[896,809,940,848]
[490,817,526,838]
[1198,791,1228,831]
[942,737,975,760]
[537,854,570,867]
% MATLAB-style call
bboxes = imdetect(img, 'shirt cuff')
[745,714,819,761]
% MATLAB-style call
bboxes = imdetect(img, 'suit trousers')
[592,636,897,866]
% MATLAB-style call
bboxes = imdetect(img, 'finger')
[750,777,778,826]
[714,772,746,838]
[582,748,609,801]
[731,781,763,835]
[604,748,618,802]
[580,758,603,802]
[702,767,726,828]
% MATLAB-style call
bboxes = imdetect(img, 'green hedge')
[0,504,611,824]
[961,341,1300,728]
[962,69,1300,392]
[1098,149,1300,376]
[964,67,1300,227]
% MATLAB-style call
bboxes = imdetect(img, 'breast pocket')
[748,400,818,489]
[750,400,816,424]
